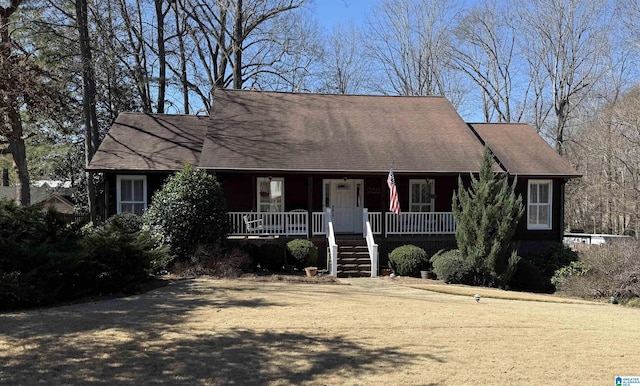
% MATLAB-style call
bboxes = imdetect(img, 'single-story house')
[0,182,76,215]
[87,89,580,277]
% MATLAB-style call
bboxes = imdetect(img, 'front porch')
[228,209,456,279]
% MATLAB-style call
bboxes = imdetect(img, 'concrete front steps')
[336,239,371,278]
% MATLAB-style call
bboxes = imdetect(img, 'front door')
[324,179,363,233]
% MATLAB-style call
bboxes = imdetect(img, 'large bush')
[553,241,640,300]
[523,243,579,292]
[287,239,318,268]
[452,148,524,287]
[0,204,170,310]
[508,258,546,292]
[143,164,228,261]
[430,249,475,284]
[79,215,172,292]
[389,245,429,277]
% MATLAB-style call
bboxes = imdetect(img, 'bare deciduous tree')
[518,0,610,154]
[319,22,369,94]
[366,0,466,106]
[452,0,526,122]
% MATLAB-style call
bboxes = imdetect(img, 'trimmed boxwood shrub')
[430,249,475,284]
[388,245,429,277]
[287,239,318,268]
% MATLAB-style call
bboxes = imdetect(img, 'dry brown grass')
[1,277,639,385]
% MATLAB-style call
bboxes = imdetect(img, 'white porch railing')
[326,208,338,277]
[228,211,455,237]
[367,212,382,235]
[228,211,308,236]
[363,209,379,278]
[385,212,456,236]
[312,212,326,235]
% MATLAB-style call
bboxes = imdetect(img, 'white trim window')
[257,177,284,212]
[116,175,147,215]
[409,179,435,212]
[528,180,552,230]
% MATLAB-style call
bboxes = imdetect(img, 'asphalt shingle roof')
[470,123,580,177]
[199,90,487,173]
[88,90,579,178]
[87,113,209,172]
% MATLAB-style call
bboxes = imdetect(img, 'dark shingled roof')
[87,113,209,172]
[88,90,579,178]
[470,123,580,177]
[199,89,487,173]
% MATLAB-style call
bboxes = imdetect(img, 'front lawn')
[1,278,638,385]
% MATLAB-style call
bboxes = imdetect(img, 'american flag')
[387,169,400,214]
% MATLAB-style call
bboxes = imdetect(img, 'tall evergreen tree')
[452,148,524,286]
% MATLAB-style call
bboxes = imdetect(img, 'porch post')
[381,175,387,238]
[307,176,313,239]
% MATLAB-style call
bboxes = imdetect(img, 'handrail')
[363,209,379,277]
[326,208,338,277]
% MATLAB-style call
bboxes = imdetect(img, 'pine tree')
[452,148,524,286]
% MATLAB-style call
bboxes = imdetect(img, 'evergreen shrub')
[388,244,429,277]
[287,239,318,268]
[524,244,579,292]
[78,216,171,294]
[104,212,143,233]
[143,164,228,261]
[508,258,546,292]
[430,249,475,284]
[257,242,287,270]
[452,148,524,287]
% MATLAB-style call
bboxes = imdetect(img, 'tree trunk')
[155,0,166,113]
[76,0,100,221]
[174,0,189,113]
[1,0,30,205]
[233,0,243,89]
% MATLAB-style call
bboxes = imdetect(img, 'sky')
[312,0,371,30]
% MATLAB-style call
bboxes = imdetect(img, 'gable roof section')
[87,113,209,172]
[199,89,487,173]
[470,123,580,177]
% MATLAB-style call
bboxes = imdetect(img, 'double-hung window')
[528,180,552,229]
[409,179,435,212]
[257,177,284,212]
[117,175,147,215]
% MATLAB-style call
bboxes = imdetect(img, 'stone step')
[337,250,370,257]
[337,270,371,278]
[337,256,371,264]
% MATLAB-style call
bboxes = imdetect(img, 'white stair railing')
[363,209,379,278]
[326,208,338,277]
